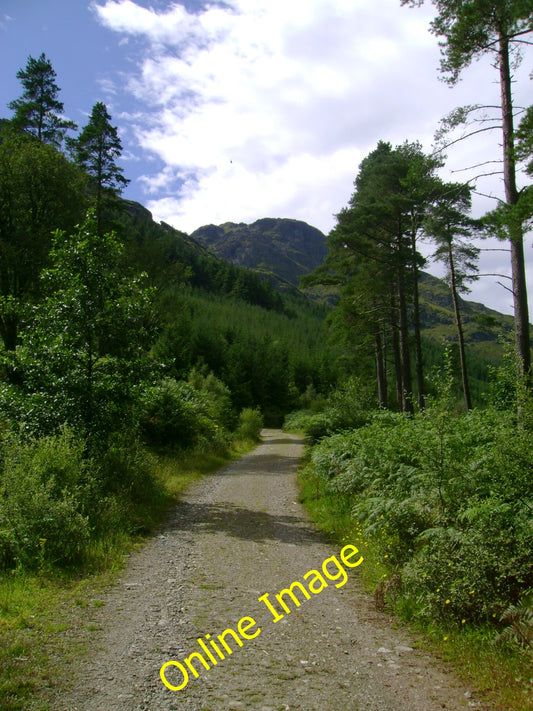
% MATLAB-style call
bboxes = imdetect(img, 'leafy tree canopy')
[401,0,533,83]
[0,128,87,349]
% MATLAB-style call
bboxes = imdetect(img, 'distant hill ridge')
[191,218,328,290]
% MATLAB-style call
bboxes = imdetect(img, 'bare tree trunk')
[448,243,472,410]
[411,233,425,410]
[375,325,387,408]
[390,292,403,410]
[499,31,531,383]
[396,232,413,413]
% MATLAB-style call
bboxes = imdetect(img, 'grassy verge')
[297,457,533,711]
[0,439,255,711]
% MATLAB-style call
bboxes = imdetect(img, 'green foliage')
[139,377,229,451]
[516,104,533,177]
[150,287,337,420]
[0,427,171,572]
[401,1,533,85]
[286,376,375,442]
[188,367,233,426]
[117,205,288,314]
[497,598,533,649]
[303,359,533,630]
[401,0,533,381]
[307,140,446,411]
[67,101,129,234]
[1,212,157,441]
[0,128,87,349]
[234,408,264,442]
[0,430,89,569]
[8,52,76,146]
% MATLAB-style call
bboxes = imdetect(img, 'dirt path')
[49,430,485,711]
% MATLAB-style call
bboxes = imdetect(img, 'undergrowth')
[0,438,255,711]
[297,460,533,711]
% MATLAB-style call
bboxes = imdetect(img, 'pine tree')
[401,0,533,382]
[69,102,129,234]
[424,182,480,410]
[8,53,76,146]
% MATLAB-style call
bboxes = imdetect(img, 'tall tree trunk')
[396,232,413,413]
[411,230,425,410]
[499,31,531,383]
[448,243,471,410]
[374,323,387,408]
[390,292,403,410]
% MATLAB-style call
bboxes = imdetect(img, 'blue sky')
[1,0,532,315]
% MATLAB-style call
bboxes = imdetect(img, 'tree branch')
[471,190,506,205]
[432,125,502,155]
[479,273,512,280]
[497,281,515,296]
[451,159,503,173]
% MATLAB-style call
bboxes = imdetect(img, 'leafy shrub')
[139,375,232,453]
[497,598,533,649]
[139,378,206,448]
[306,391,533,627]
[187,368,233,426]
[97,431,163,505]
[283,409,314,433]
[286,376,374,443]
[234,407,263,442]
[0,430,89,569]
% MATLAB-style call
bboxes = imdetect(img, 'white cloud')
[94,0,442,219]
[0,14,13,31]
[93,0,533,314]
[96,77,118,95]
[146,146,362,233]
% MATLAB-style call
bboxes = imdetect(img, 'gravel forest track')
[49,429,486,711]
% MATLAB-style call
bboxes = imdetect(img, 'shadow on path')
[167,500,319,546]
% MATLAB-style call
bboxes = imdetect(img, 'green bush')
[306,393,533,626]
[139,376,232,453]
[234,407,263,442]
[97,431,163,505]
[0,430,89,569]
[139,378,205,448]
[286,376,375,443]
[400,499,533,624]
